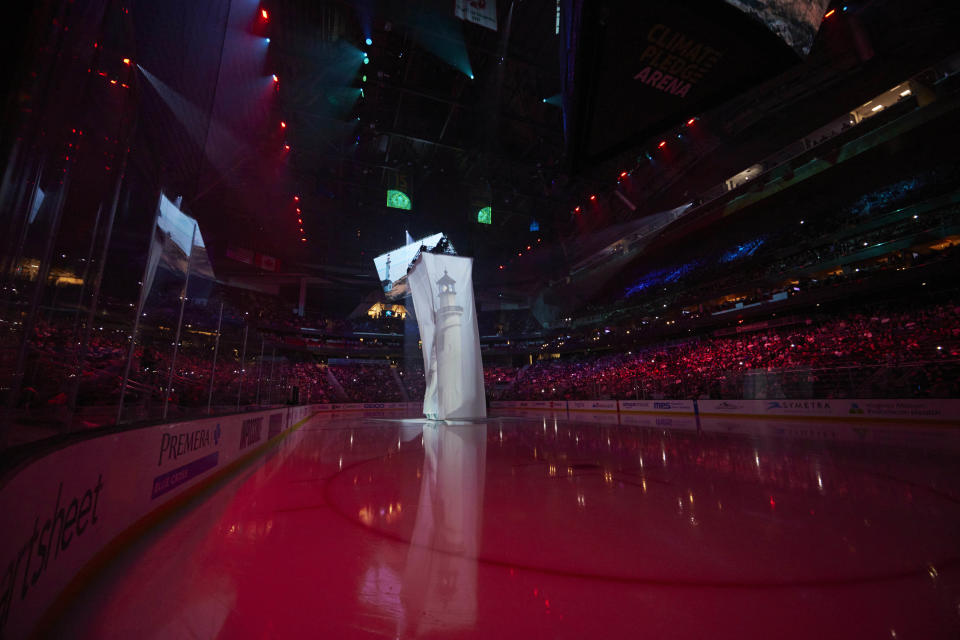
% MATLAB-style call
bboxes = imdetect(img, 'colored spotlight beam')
[542,93,562,107]
[410,11,473,79]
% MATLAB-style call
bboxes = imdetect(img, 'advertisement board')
[618,400,696,414]
[569,400,618,412]
[698,399,960,422]
[516,400,565,410]
[0,405,323,638]
[329,402,409,412]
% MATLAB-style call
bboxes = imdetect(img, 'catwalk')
[46,411,960,639]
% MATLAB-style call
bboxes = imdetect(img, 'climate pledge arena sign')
[575,2,797,164]
[632,24,723,98]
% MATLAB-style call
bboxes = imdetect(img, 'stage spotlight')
[265,37,271,44]
[261,8,269,20]
[658,140,666,148]
[122,58,131,65]
[619,171,628,179]
[363,56,370,65]
[293,196,299,201]
[686,117,696,126]
[365,38,373,46]
[574,206,581,213]
[272,74,279,83]
[283,143,290,151]
[589,194,596,201]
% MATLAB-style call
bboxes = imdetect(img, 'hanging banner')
[254,253,279,272]
[455,0,497,31]
[225,246,254,265]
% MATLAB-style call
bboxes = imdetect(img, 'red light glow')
[658,140,666,148]
[686,117,696,126]
[261,8,269,20]
[589,194,596,201]
[619,171,627,179]
[824,8,835,18]
[272,74,279,83]
[280,121,286,128]
[123,58,131,65]
[293,196,299,201]
[574,206,580,213]
[499,265,504,270]
[283,143,290,151]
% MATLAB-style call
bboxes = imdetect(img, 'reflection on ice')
[398,421,486,637]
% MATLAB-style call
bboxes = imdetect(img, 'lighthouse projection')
[407,253,487,420]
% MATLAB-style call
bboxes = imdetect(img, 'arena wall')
[489,398,960,422]
[0,405,319,639]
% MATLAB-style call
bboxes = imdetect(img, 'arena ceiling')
[19,0,948,315]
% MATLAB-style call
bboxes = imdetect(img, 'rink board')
[0,405,318,639]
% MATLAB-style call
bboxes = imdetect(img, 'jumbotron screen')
[724,0,831,56]
[373,233,453,300]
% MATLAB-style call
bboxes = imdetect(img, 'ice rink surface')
[48,410,960,639]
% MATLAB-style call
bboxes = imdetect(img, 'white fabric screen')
[407,253,487,420]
